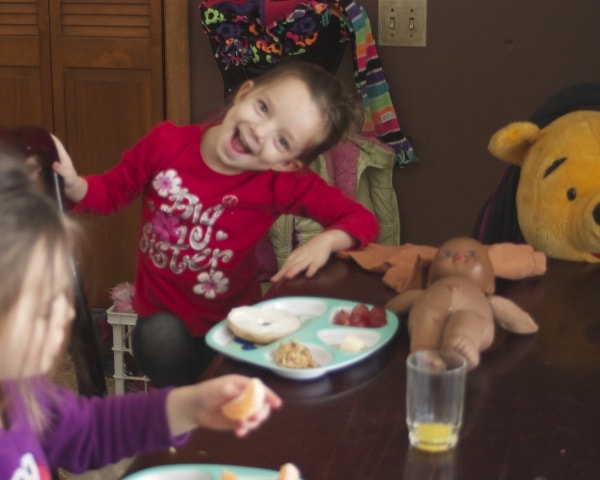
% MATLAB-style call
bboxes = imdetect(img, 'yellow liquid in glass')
[410,422,457,452]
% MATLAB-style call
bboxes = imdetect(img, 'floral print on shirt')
[140,169,234,299]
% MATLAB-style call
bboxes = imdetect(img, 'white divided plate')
[206,296,399,380]
[122,464,294,480]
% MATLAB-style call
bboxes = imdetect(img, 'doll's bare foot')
[444,336,479,369]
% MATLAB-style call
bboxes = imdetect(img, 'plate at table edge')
[206,296,399,380]
[122,463,298,480]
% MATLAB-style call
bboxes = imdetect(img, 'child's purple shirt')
[0,380,188,479]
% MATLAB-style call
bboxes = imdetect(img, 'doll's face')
[428,237,496,294]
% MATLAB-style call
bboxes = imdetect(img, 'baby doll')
[385,237,539,369]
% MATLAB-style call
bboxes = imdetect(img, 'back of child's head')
[0,142,75,351]
[0,143,66,271]
[0,142,76,430]
[249,60,363,165]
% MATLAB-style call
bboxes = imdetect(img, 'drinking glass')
[406,349,467,452]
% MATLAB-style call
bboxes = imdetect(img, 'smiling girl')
[53,61,379,387]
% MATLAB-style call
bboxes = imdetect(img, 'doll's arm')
[488,295,539,333]
[385,289,426,314]
[487,243,547,279]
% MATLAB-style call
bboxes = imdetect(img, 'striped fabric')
[343,0,418,166]
[199,0,417,165]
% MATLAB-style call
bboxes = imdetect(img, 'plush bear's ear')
[488,121,541,166]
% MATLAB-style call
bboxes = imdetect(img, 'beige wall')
[188,0,600,246]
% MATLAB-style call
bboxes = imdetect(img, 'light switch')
[378,0,427,47]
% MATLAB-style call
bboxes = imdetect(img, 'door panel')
[50,0,164,307]
[0,0,53,128]
[0,0,168,307]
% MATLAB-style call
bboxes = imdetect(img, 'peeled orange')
[277,463,300,480]
[221,377,266,421]
[221,463,300,480]
[221,469,239,480]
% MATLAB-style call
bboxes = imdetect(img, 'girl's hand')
[50,134,88,202]
[271,229,355,282]
[166,375,282,438]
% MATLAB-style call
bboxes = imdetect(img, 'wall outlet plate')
[378,0,427,47]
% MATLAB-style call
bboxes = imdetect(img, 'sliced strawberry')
[333,309,351,326]
[368,305,388,327]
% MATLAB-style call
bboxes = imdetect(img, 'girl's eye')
[466,250,477,257]
[277,135,290,150]
[258,99,268,114]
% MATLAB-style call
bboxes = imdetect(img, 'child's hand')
[166,374,282,438]
[271,229,355,282]
[50,134,88,202]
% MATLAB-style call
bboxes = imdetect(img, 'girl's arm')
[166,374,282,438]
[271,229,355,281]
[271,173,380,281]
[51,134,88,202]
[43,375,281,473]
[51,122,188,214]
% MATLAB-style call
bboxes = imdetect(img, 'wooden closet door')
[49,0,165,306]
[0,0,53,127]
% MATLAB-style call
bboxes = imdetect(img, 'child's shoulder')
[280,168,328,187]
[268,168,334,199]
[140,122,208,154]
[148,121,206,140]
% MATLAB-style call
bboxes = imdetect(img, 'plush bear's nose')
[594,203,600,225]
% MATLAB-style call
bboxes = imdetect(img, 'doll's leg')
[407,309,446,352]
[440,310,494,369]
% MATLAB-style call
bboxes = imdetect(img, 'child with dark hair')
[54,61,379,387]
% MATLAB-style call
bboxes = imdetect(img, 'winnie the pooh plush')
[488,110,600,263]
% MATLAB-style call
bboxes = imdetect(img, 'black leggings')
[131,312,216,387]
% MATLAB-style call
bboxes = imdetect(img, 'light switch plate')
[378,0,427,47]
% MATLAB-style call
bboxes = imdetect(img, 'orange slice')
[277,463,301,480]
[221,377,266,421]
[221,469,240,480]
[221,463,299,480]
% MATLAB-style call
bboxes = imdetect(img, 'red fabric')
[74,122,378,336]
[200,0,308,25]
[323,140,360,199]
[262,0,302,24]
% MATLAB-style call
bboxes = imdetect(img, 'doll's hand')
[486,243,547,279]
[50,134,88,202]
[271,229,355,281]
[166,374,282,438]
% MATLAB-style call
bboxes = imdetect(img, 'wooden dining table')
[125,256,600,479]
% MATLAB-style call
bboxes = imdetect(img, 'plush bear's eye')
[544,157,567,178]
[567,188,577,201]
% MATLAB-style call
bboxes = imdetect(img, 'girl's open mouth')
[231,128,251,155]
